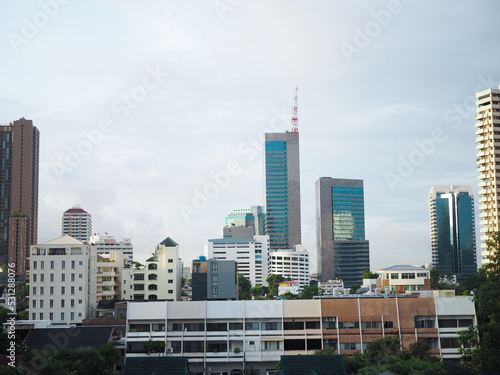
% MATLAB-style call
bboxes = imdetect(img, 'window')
[50,274,54,282]
[62,260,65,269]
[340,342,362,351]
[129,324,150,332]
[212,274,218,283]
[152,324,165,332]
[32,274,37,282]
[323,339,337,349]
[134,284,145,291]
[417,272,427,278]
[390,273,399,279]
[284,339,305,350]
[168,289,173,294]
[245,322,259,330]
[70,312,74,321]
[71,286,75,295]
[50,260,54,269]
[148,274,157,280]
[261,322,281,331]
[79,274,82,278]
[459,319,473,327]
[322,317,337,330]
[183,341,204,353]
[134,274,145,281]
[207,323,227,331]
[61,274,65,282]
[262,341,281,350]
[402,273,416,279]
[229,322,243,330]
[148,284,158,290]
[211,287,217,296]
[71,260,75,269]
[361,321,382,329]
[168,279,173,284]
[168,259,173,263]
[339,321,359,329]
[41,261,44,269]
[438,319,457,328]
[79,299,82,304]
[415,316,435,328]
[61,312,65,321]
[184,323,204,331]
[32,313,36,320]
[40,287,44,295]
[383,321,394,329]
[148,264,157,270]
[79,286,82,291]
[50,300,53,308]
[71,273,75,282]
[61,300,65,308]
[40,274,44,282]
[306,321,321,329]
[33,261,37,270]
[32,287,36,295]
[32,300,36,308]
[39,313,44,320]
[79,261,83,265]
[61,286,65,295]
[168,269,173,273]
[49,313,53,320]
[440,337,460,349]
[284,321,304,330]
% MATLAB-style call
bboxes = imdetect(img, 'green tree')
[266,274,285,296]
[280,292,298,300]
[349,284,361,294]
[238,274,252,300]
[300,285,323,299]
[145,340,166,354]
[250,285,264,297]
[362,270,379,279]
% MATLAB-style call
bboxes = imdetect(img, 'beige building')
[476,86,500,264]
[377,265,430,293]
[96,250,125,303]
[121,237,182,301]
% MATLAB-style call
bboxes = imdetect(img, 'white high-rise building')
[29,236,97,324]
[476,86,500,264]
[61,205,92,243]
[90,233,134,265]
[121,237,183,301]
[268,245,310,289]
[205,235,269,287]
[96,250,125,303]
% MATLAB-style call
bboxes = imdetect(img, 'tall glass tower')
[316,177,370,286]
[429,186,477,280]
[264,132,301,250]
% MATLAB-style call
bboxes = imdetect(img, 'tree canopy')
[362,270,379,279]
[266,274,285,296]
[300,285,323,299]
[237,274,252,300]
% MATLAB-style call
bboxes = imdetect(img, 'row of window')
[32,260,83,270]
[32,312,80,321]
[32,286,82,295]
[32,273,82,282]
[32,298,82,308]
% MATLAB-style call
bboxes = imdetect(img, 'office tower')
[476,86,500,263]
[0,118,39,279]
[429,186,477,279]
[268,245,310,289]
[264,132,301,250]
[121,237,183,301]
[90,233,134,265]
[205,235,269,287]
[61,205,92,243]
[316,177,370,287]
[29,236,97,324]
[224,206,266,236]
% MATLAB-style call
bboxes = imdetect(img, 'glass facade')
[331,186,365,241]
[430,187,477,279]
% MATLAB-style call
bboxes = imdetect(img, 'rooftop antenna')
[291,86,299,133]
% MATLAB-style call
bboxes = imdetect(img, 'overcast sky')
[1,1,500,273]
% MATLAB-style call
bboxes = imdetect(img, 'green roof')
[159,237,178,247]
[123,356,195,375]
[278,355,347,375]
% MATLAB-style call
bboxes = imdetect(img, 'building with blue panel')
[316,178,370,286]
[264,132,301,251]
[429,186,477,280]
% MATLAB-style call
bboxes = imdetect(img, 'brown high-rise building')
[0,118,39,280]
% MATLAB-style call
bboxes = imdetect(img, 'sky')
[1,1,500,274]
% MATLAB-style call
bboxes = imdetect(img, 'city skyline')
[2,2,500,272]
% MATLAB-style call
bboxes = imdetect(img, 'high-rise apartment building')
[316,177,370,287]
[264,132,301,250]
[61,205,92,243]
[205,235,270,287]
[29,236,97,324]
[429,186,477,279]
[475,86,500,263]
[268,245,310,289]
[224,206,265,236]
[0,118,39,280]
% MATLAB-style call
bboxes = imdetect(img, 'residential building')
[264,132,301,251]
[90,233,134,265]
[205,235,269,287]
[96,250,125,303]
[0,118,39,280]
[316,177,370,287]
[61,205,92,243]
[377,265,430,293]
[121,237,182,301]
[278,281,299,296]
[476,85,500,264]
[224,206,266,236]
[125,296,476,373]
[29,236,97,324]
[429,186,477,280]
[318,279,345,296]
[268,246,310,289]
[191,257,237,301]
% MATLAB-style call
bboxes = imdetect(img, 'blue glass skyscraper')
[264,132,301,250]
[316,178,370,286]
[429,186,477,280]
